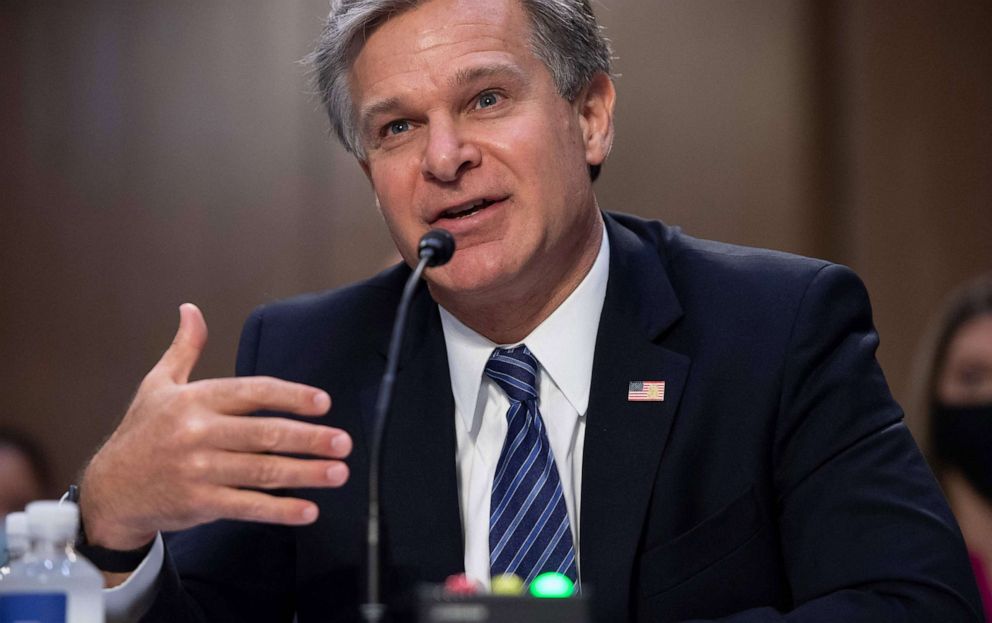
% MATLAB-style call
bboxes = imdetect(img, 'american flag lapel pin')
[628,380,666,402]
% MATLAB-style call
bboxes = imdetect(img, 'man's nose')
[421,119,481,182]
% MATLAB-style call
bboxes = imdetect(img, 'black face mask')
[932,402,992,502]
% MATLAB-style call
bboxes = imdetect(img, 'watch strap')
[65,484,155,573]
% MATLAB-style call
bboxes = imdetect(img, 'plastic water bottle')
[0,513,28,574]
[0,501,104,622]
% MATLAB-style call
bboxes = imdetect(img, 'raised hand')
[79,304,352,552]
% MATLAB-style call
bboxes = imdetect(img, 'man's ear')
[577,72,617,168]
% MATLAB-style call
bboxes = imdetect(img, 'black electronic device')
[417,585,590,623]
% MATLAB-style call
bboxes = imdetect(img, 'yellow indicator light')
[491,573,526,596]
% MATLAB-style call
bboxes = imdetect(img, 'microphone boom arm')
[363,229,454,623]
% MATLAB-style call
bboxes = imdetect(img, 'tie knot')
[485,345,539,404]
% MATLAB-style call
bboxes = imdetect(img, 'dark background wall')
[1,0,990,493]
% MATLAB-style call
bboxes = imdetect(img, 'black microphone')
[363,229,456,623]
[418,229,455,267]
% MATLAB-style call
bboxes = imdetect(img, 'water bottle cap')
[5,511,27,537]
[26,500,79,539]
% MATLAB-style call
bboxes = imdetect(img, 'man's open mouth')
[439,197,504,220]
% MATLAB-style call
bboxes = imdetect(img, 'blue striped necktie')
[485,345,577,584]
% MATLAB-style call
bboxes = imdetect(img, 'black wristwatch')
[64,484,155,573]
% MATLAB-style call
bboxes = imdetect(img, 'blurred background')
[1,0,990,491]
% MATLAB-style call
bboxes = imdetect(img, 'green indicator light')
[529,572,575,598]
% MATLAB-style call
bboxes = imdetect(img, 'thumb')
[155,303,208,385]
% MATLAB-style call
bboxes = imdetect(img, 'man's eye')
[386,120,410,135]
[476,92,501,109]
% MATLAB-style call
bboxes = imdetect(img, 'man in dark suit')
[77,0,981,621]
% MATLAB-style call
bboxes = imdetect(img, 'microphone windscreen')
[418,229,456,267]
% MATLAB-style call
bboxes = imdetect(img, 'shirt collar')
[439,220,610,428]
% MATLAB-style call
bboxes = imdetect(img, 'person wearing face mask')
[910,274,992,620]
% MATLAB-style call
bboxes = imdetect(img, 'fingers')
[211,488,320,526]
[213,415,352,458]
[192,376,331,416]
[154,303,209,385]
[82,303,354,544]
[202,452,350,490]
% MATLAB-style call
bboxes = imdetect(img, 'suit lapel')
[355,216,691,603]
[581,215,690,618]
[360,280,464,583]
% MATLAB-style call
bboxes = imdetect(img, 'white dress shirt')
[440,223,609,588]
[105,221,609,616]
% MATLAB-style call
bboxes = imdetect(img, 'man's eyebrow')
[359,96,403,137]
[449,63,526,89]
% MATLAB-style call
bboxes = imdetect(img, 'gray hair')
[307,0,612,161]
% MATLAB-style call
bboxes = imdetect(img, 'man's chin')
[424,259,518,308]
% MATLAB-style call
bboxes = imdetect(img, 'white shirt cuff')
[103,532,164,623]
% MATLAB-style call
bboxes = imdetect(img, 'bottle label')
[0,593,67,623]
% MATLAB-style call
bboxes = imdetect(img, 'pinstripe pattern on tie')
[485,345,577,585]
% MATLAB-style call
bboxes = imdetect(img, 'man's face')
[0,447,43,516]
[350,0,614,308]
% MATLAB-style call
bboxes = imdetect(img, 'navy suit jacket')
[146,213,982,622]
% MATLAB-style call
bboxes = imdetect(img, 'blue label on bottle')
[0,593,67,623]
